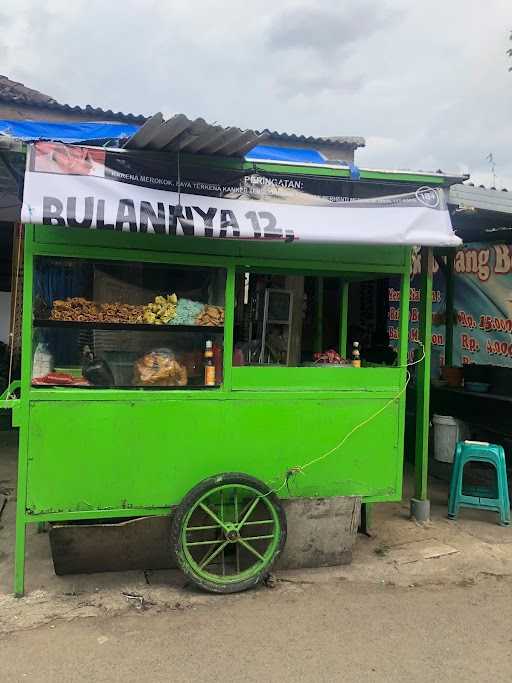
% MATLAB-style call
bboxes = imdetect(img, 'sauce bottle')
[204,340,216,386]
[351,341,361,368]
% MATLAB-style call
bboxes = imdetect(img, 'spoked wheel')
[170,473,287,593]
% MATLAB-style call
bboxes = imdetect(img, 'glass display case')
[32,257,225,389]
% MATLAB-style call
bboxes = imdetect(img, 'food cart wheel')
[171,473,287,594]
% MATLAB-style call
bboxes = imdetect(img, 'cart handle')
[0,380,21,409]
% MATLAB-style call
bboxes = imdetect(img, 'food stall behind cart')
[1,142,461,595]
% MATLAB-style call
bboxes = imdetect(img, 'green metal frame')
[0,380,21,408]
[172,151,463,186]
[7,223,413,596]
[414,247,433,501]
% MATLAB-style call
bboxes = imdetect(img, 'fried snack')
[50,298,145,323]
[133,351,188,386]
[50,297,99,322]
[99,302,145,324]
[142,294,178,324]
[196,305,224,327]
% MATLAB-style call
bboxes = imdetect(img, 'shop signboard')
[388,243,512,371]
[20,142,460,247]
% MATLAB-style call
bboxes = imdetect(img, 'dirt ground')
[1,430,512,680]
[1,576,512,682]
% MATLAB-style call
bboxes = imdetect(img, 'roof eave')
[262,131,366,150]
[0,96,147,124]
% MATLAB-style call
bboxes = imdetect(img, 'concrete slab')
[278,496,360,569]
[386,540,459,565]
[49,496,360,574]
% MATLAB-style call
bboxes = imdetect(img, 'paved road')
[2,576,512,682]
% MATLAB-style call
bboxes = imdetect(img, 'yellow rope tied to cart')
[267,340,426,497]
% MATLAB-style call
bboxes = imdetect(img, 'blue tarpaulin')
[246,144,328,164]
[0,119,139,144]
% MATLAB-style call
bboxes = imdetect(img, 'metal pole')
[15,224,34,597]
[411,247,433,521]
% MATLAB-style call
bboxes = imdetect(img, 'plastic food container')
[433,414,470,463]
[441,366,463,387]
[465,381,490,393]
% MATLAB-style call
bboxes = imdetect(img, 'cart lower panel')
[25,392,402,516]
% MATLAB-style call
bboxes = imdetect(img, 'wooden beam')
[339,280,349,358]
[444,249,455,367]
[313,277,323,353]
[398,270,411,368]
[285,275,304,365]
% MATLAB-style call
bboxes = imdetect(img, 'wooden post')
[285,276,305,365]
[414,247,433,505]
[313,277,323,353]
[9,223,23,365]
[398,269,411,369]
[444,249,455,368]
[339,280,349,358]
[221,266,236,391]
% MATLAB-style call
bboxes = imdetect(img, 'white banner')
[21,142,461,247]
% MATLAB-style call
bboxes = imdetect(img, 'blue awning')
[0,119,139,144]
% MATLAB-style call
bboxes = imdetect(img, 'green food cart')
[1,141,461,595]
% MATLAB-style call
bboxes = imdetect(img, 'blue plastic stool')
[448,441,510,526]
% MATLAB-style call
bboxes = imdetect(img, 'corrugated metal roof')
[123,112,268,157]
[260,130,365,149]
[123,113,367,157]
[449,183,512,214]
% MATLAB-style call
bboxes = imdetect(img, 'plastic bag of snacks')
[133,348,187,386]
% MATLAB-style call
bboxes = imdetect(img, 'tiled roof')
[0,75,57,105]
[0,75,147,123]
[465,182,508,192]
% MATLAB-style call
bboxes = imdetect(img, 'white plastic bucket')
[432,414,469,463]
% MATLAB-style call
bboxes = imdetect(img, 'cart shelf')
[33,319,224,333]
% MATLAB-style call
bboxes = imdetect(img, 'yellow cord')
[265,341,426,496]
[7,223,23,391]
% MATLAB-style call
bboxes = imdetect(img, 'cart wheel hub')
[224,525,239,543]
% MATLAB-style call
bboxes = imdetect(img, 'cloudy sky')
[2,0,511,186]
